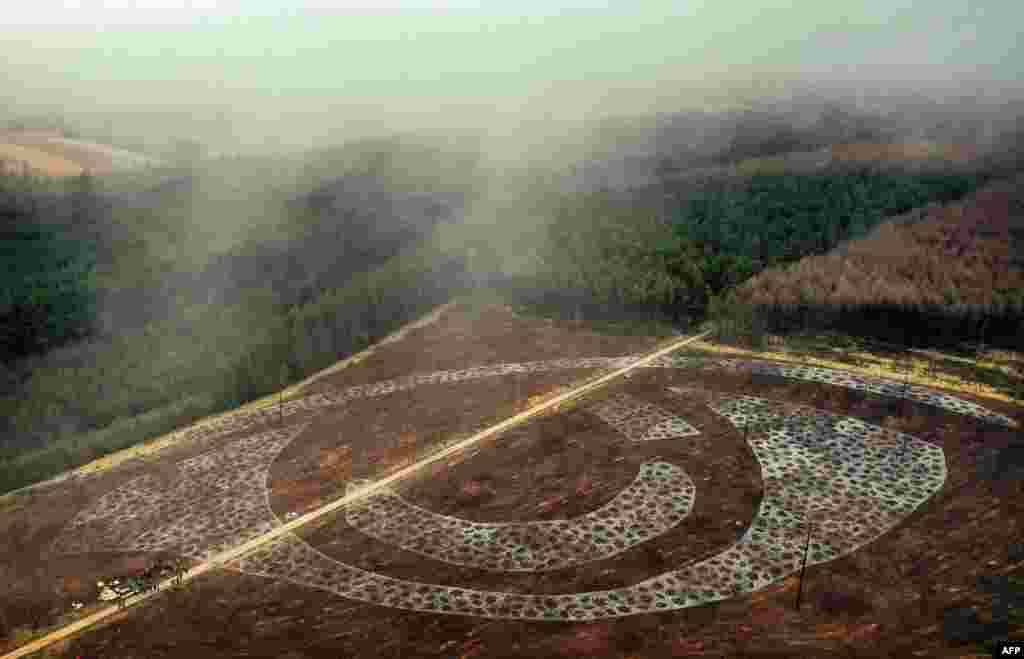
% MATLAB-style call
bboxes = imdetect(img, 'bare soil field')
[0,142,83,177]
[2,303,1022,658]
[0,132,160,176]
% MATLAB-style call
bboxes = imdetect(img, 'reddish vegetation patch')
[671,637,707,656]
[460,480,484,498]
[318,446,352,483]
[574,475,595,498]
[752,575,800,604]
[750,603,787,627]
[558,623,612,656]
[459,638,485,657]
[390,433,418,467]
[364,446,388,465]
[536,494,564,515]
[848,622,883,644]
[61,576,84,596]
[121,556,149,575]
[275,479,324,511]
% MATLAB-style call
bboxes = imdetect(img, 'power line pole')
[795,514,814,610]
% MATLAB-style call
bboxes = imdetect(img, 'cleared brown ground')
[7,137,117,174]
[0,131,159,176]
[0,142,83,177]
[2,303,1021,659]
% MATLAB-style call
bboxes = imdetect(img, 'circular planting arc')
[48,354,970,620]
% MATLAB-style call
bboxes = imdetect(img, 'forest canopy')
[506,166,989,328]
[0,177,98,363]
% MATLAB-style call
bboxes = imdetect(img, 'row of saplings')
[71,557,191,612]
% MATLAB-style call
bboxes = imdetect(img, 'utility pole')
[795,514,814,610]
[901,357,912,417]
[279,359,287,430]
[280,315,292,430]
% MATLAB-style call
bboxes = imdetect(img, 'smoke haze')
[3,1,1023,322]
[2,1,1021,164]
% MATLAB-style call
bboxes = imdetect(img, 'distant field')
[732,143,978,177]
[45,136,163,169]
[0,131,162,177]
[0,142,83,177]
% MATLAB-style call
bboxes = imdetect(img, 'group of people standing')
[110,557,190,609]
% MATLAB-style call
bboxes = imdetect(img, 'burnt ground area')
[293,303,668,396]
[0,303,663,652]
[291,375,759,597]
[1,303,1023,658]
[267,372,605,518]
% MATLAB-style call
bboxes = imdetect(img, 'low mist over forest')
[0,1,1022,495]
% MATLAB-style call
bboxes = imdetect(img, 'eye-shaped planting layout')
[48,354,979,620]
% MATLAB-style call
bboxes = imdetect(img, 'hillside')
[1,302,1021,658]
[482,153,995,339]
[5,4,1024,652]
[3,116,1022,502]
[735,173,1024,349]
[0,131,161,177]
[0,112,1022,656]
[0,136,480,496]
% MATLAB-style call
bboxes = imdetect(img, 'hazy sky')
[3,1,1020,153]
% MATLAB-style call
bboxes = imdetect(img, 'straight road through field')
[1,330,711,659]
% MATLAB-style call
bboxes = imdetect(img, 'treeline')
[734,173,1024,348]
[217,241,466,412]
[0,174,99,365]
[2,115,78,138]
[297,133,484,195]
[670,167,987,275]
[494,165,991,333]
[0,240,467,494]
[0,136,480,495]
[142,171,468,318]
[2,134,477,340]
[509,191,704,323]
[0,131,1015,495]
[707,103,893,166]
